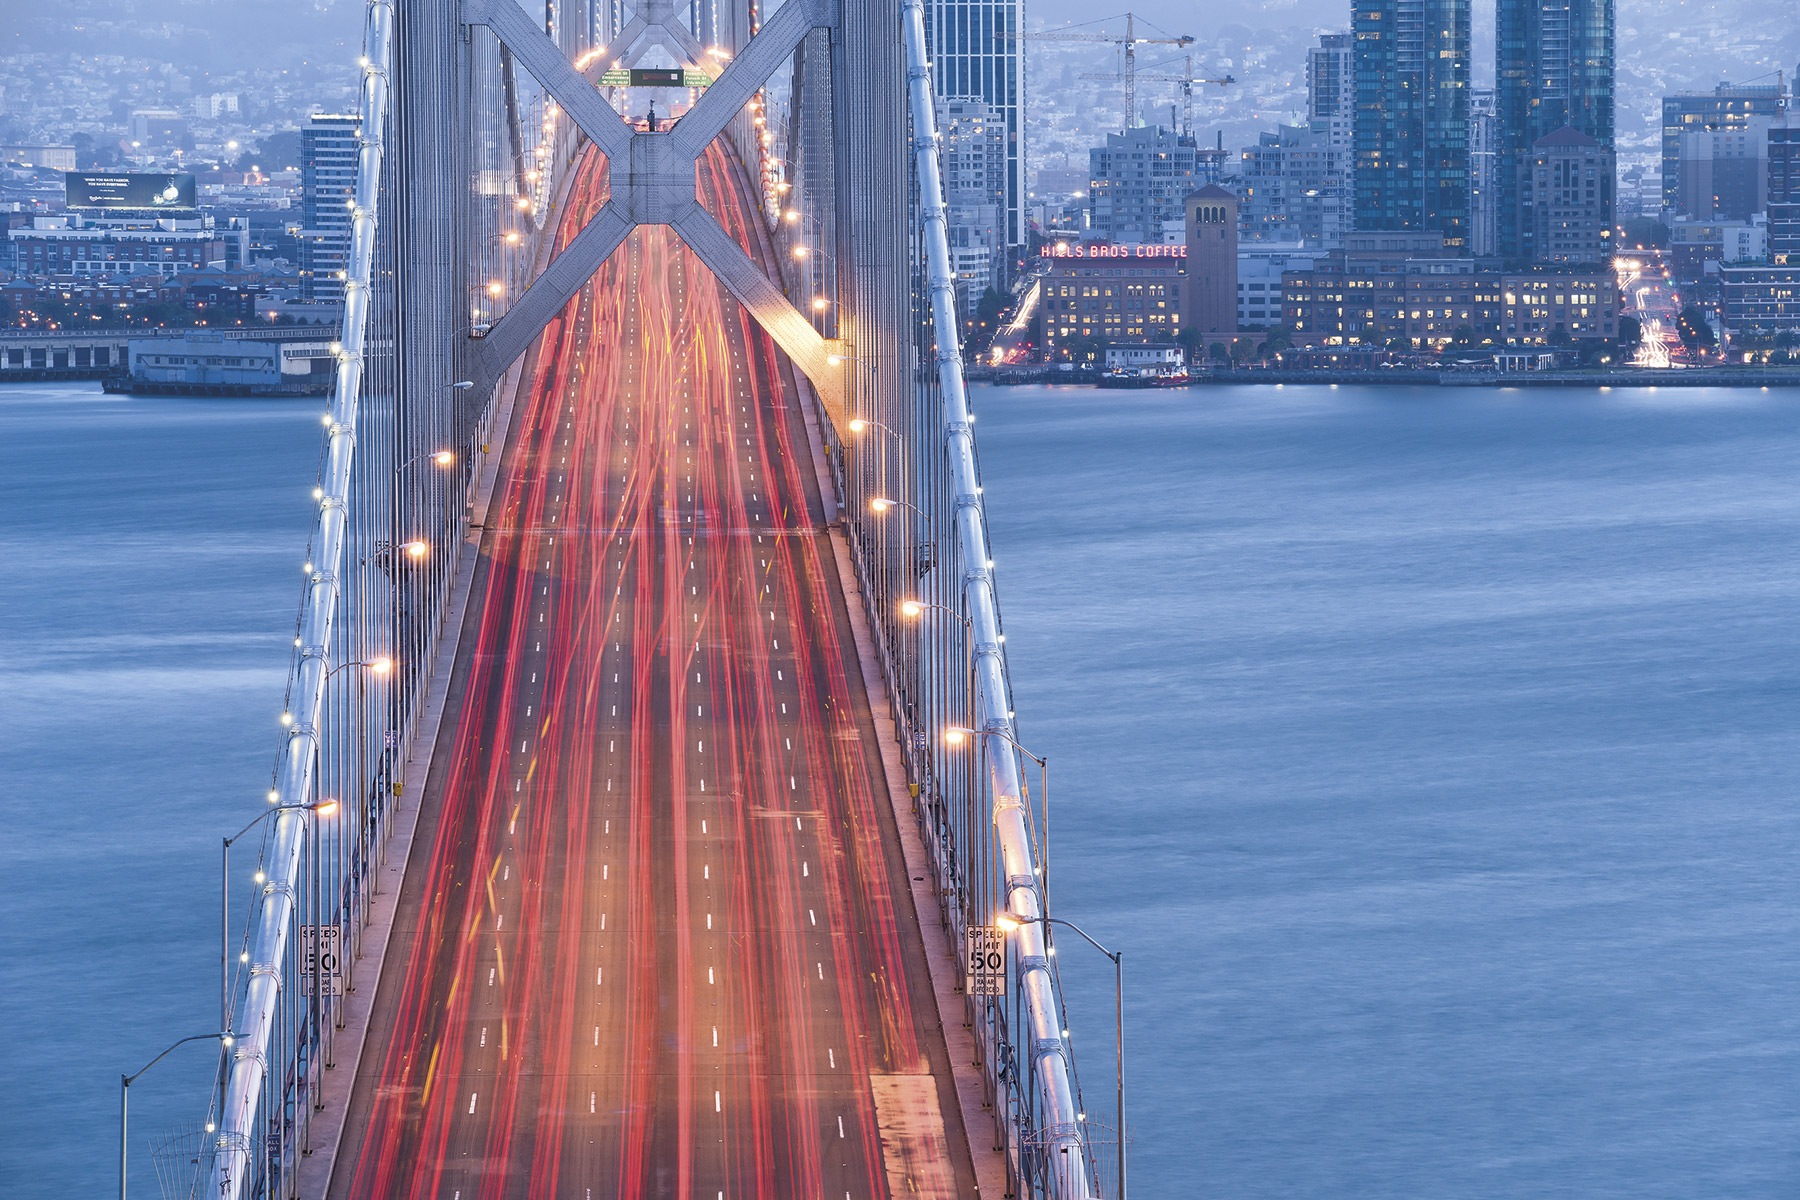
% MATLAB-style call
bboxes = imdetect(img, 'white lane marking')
[603,864,608,880]
[712,1026,718,1048]
[594,1026,599,1045]
[701,820,707,833]
[708,966,714,984]
[706,913,712,930]
[828,1048,835,1068]
[715,1091,722,1113]
[480,1027,487,1047]
[809,909,816,927]
[837,1115,845,1139]
[601,913,606,930]
[596,966,603,985]
[488,967,495,986]
[496,913,503,929]
[468,1092,478,1115]
[817,962,824,980]
[703,864,709,879]
[590,1092,596,1114]
[503,866,508,881]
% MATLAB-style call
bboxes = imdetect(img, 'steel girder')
[459,0,849,433]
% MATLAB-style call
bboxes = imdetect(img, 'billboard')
[66,172,197,210]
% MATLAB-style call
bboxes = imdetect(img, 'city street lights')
[121,1032,232,1200]
[221,801,340,1036]
[994,912,1125,1200]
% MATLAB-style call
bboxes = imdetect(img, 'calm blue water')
[2,379,1796,1197]
[973,382,1800,1197]
[0,382,317,1198]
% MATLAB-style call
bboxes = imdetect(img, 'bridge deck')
[327,146,976,1198]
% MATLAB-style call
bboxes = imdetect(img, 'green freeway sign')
[597,68,713,87]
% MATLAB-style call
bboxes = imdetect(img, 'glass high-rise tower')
[1353,0,1472,250]
[925,0,1023,279]
[1495,0,1614,262]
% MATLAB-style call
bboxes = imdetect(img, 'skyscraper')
[301,113,359,302]
[1307,33,1355,151]
[1352,0,1472,250]
[926,0,1023,278]
[1495,0,1614,263]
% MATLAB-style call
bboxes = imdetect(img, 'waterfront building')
[1352,0,1471,250]
[1522,127,1615,265]
[1036,242,1186,355]
[1495,0,1613,262]
[1185,184,1239,335]
[1088,125,1210,245]
[1237,242,1317,327]
[926,0,1023,275]
[1281,230,1616,348]
[300,114,359,302]
[1661,82,1788,213]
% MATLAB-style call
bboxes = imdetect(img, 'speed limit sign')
[300,925,344,997]
[964,926,1005,996]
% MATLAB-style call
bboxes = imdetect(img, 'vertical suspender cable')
[210,2,393,1195]
[898,4,1095,1197]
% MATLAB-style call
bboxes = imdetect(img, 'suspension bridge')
[137,0,1115,1195]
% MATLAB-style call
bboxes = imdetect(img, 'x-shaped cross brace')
[462,0,847,430]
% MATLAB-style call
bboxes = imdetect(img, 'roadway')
[329,140,974,1199]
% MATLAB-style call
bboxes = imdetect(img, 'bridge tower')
[190,0,1108,1195]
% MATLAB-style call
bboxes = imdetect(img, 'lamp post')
[847,416,901,440]
[996,912,1125,1200]
[221,800,341,1038]
[395,449,457,476]
[121,1032,231,1200]
[944,724,1050,908]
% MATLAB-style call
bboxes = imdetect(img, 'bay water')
[2,378,1796,1196]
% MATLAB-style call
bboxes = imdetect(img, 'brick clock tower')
[1184,184,1239,337]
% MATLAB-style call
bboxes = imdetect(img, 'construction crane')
[1005,14,1193,131]
[1117,56,1237,139]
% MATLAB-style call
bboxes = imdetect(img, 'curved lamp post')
[995,912,1125,1200]
[121,1032,232,1200]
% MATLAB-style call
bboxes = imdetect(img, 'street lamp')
[847,417,900,440]
[221,800,340,1036]
[944,724,1050,905]
[869,495,924,517]
[995,912,1125,1200]
[121,1032,232,1200]
[395,449,456,474]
